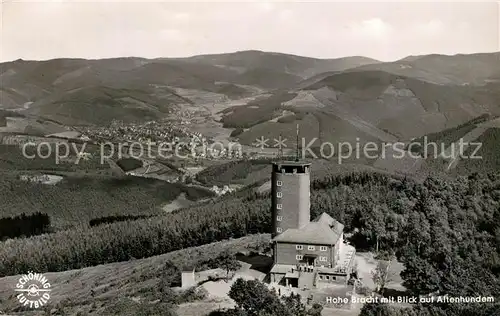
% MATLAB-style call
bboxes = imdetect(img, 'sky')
[1,1,499,62]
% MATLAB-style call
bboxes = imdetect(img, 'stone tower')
[271,161,311,237]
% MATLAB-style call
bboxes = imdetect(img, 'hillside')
[2,51,500,178]
[195,158,396,188]
[25,85,189,126]
[351,52,500,85]
[0,171,215,230]
[179,50,381,78]
[227,69,500,166]
[0,142,109,172]
[391,115,500,176]
[452,127,500,174]
[0,171,498,316]
[408,114,494,156]
[368,115,497,177]
[0,58,234,125]
[2,51,499,132]
[300,70,500,140]
[0,234,269,315]
[220,92,298,128]
[0,51,380,126]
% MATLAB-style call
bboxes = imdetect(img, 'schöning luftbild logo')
[14,271,52,308]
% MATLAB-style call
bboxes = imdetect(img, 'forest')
[89,214,155,227]
[195,159,271,185]
[220,92,297,128]
[0,173,215,229]
[0,171,498,315]
[0,212,51,240]
[0,144,109,173]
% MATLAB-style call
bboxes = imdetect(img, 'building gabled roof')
[272,213,344,245]
[312,213,344,235]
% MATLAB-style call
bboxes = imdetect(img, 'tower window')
[277,180,282,186]
[277,192,282,198]
[277,227,282,233]
[296,245,303,250]
[277,216,283,222]
[308,245,315,251]
[296,255,303,260]
[320,246,328,252]
[277,204,282,209]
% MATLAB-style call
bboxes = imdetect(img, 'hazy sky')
[1,1,499,62]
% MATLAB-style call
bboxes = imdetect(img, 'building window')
[320,246,328,252]
[277,204,282,209]
[307,245,315,251]
[332,276,336,280]
[319,275,323,280]
[277,227,282,233]
[319,256,327,262]
[296,255,303,260]
[325,276,330,280]
[296,245,303,250]
[277,192,283,198]
[277,216,283,222]
[277,180,283,186]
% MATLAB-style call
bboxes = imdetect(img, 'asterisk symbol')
[273,136,287,149]
[77,152,92,161]
[253,136,269,149]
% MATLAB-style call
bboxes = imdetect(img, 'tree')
[359,302,397,316]
[230,128,244,137]
[215,251,242,280]
[226,279,318,316]
[209,309,247,316]
[364,205,388,252]
[282,293,306,316]
[228,279,291,316]
[371,255,396,295]
[307,303,323,316]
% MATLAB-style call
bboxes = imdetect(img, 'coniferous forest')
[0,212,51,240]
